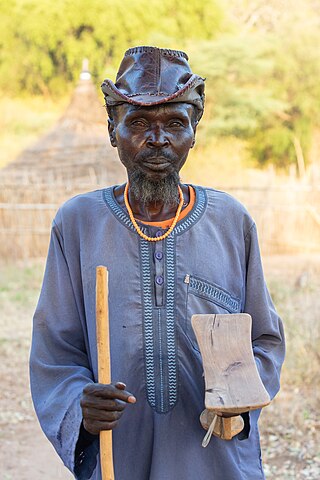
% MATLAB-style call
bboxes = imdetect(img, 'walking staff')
[96,266,114,480]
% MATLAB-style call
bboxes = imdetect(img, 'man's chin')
[143,170,171,181]
[129,170,180,205]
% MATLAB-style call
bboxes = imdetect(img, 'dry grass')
[263,254,320,389]
[181,136,250,187]
[260,255,320,479]
[0,96,68,168]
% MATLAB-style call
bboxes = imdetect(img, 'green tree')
[189,35,287,142]
[0,0,224,95]
[189,26,320,172]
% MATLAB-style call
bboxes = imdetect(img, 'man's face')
[108,102,197,203]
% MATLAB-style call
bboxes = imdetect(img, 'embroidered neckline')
[103,184,207,236]
[124,182,184,242]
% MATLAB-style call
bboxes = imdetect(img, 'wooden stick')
[96,266,114,480]
[222,418,232,440]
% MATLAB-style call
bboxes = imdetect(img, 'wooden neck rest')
[192,313,270,414]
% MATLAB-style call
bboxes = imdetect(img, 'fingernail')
[128,396,136,404]
[116,382,126,389]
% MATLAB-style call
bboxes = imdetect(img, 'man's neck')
[114,183,190,222]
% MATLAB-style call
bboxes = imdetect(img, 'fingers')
[82,406,124,422]
[81,382,136,435]
[115,381,126,390]
[115,382,136,403]
[81,397,127,412]
[83,382,136,404]
[83,418,119,435]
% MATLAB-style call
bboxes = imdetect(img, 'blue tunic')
[30,185,285,479]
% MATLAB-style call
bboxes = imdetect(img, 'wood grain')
[192,313,270,414]
[200,409,245,440]
[96,266,114,480]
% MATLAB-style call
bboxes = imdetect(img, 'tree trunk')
[293,135,306,178]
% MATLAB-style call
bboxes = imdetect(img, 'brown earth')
[0,255,319,479]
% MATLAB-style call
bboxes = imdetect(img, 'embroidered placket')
[103,185,207,413]
[140,233,178,413]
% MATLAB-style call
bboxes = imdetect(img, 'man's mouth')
[141,158,171,171]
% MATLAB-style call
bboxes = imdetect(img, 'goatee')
[129,171,180,205]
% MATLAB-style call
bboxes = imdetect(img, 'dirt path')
[0,256,319,479]
[0,260,73,479]
[3,420,72,480]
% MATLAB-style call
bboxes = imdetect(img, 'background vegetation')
[1,0,320,173]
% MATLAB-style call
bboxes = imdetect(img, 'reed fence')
[0,181,319,260]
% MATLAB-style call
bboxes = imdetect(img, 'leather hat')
[101,46,205,117]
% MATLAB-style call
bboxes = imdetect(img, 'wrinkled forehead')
[113,102,195,121]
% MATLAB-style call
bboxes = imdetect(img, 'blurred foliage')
[0,0,320,171]
[190,35,287,138]
[0,0,224,95]
[190,27,320,170]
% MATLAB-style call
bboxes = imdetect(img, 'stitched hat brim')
[101,74,205,108]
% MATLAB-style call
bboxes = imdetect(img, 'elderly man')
[30,46,285,480]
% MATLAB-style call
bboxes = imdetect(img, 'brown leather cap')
[101,46,205,118]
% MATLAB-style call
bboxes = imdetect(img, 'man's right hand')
[80,382,136,435]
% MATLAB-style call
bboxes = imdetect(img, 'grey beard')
[129,171,180,205]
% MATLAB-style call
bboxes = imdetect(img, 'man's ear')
[108,118,117,148]
[191,121,198,148]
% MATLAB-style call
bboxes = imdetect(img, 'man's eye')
[168,121,183,128]
[131,120,147,127]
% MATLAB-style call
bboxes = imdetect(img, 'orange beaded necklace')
[124,182,184,242]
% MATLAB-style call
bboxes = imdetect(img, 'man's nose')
[146,126,169,148]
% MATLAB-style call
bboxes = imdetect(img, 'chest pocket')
[184,274,241,352]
